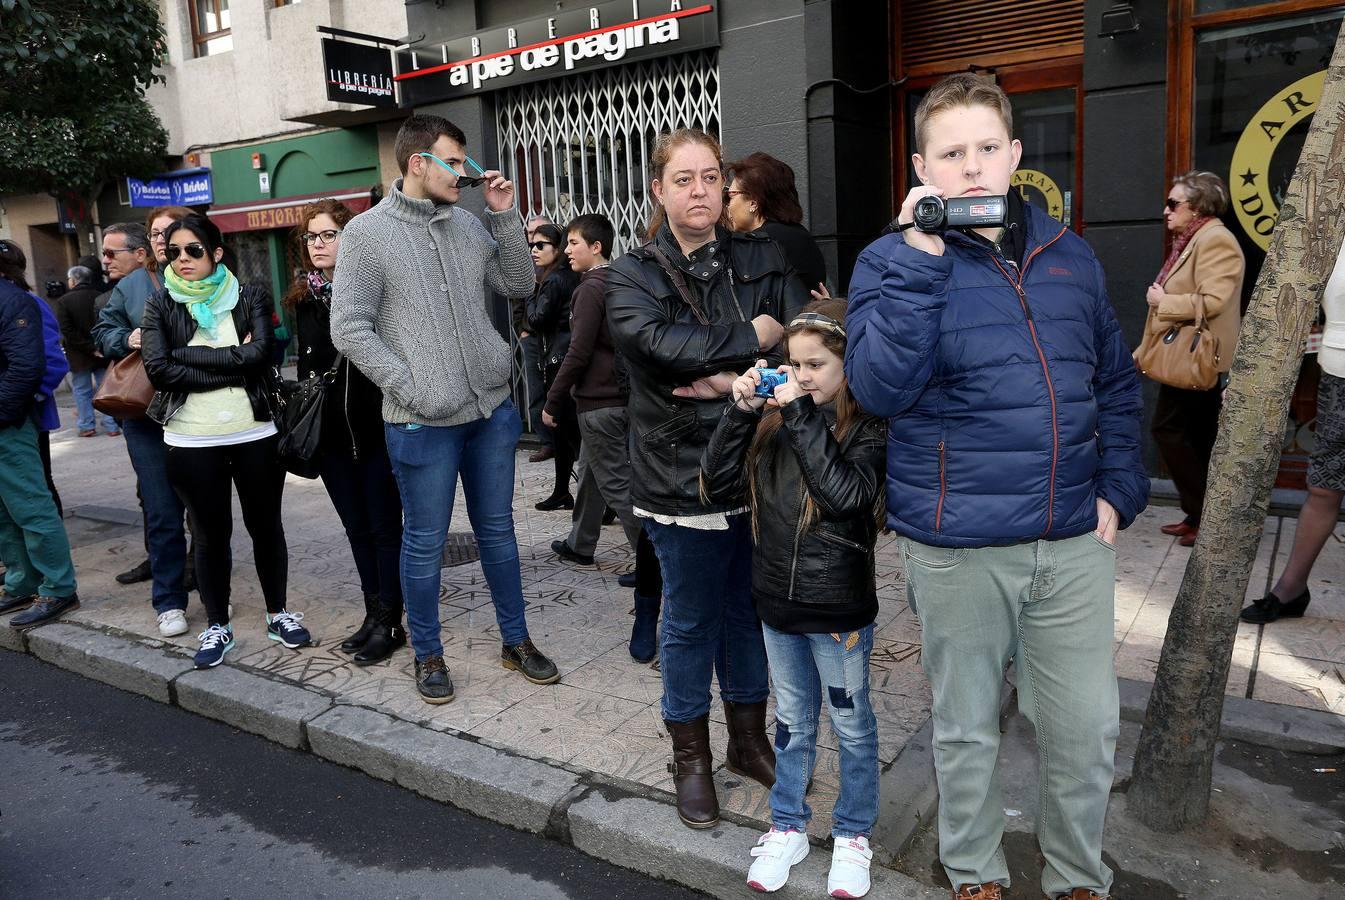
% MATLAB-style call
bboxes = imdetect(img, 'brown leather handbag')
[93,350,155,419]
[1136,294,1221,391]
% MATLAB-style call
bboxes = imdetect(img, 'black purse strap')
[650,244,711,326]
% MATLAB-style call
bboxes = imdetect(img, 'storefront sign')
[127,169,214,208]
[323,39,396,108]
[396,1,718,105]
[205,189,375,234]
[1229,69,1326,251]
[1011,169,1066,224]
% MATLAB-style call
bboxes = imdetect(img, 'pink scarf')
[1156,216,1212,284]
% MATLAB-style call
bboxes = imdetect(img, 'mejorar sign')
[395,1,719,105]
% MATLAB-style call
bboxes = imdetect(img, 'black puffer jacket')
[607,225,809,515]
[294,281,385,461]
[141,283,276,426]
[702,396,886,633]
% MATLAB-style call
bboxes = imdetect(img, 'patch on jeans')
[441,532,480,568]
[828,685,854,711]
[775,720,791,750]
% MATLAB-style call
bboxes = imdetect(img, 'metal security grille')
[495,49,721,254]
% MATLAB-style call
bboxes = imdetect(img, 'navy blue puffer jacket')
[0,277,47,428]
[845,203,1148,548]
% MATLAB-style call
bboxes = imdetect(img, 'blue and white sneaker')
[266,610,312,649]
[194,624,234,669]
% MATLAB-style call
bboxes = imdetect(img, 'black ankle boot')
[535,493,574,511]
[340,593,380,653]
[354,607,406,665]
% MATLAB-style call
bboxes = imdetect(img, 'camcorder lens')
[913,195,947,233]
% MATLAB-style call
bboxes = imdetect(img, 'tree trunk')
[1128,24,1345,832]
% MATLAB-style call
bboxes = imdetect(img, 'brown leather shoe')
[1045,891,1109,900]
[723,699,776,788]
[1178,527,1199,547]
[1160,520,1196,536]
[528,446,555,463]
[953,884,1002,899]
[665,716,719,828]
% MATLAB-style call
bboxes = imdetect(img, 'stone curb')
[1118,677,1345,754]
[306,703,580,835]
[871,715,938,867]
[0,617,938,898]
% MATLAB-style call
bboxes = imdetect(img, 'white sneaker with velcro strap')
[746,827,809,892]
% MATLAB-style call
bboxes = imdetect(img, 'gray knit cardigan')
[330,180,535,427]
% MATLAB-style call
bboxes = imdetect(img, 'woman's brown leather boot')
[665,716,719,828]
[724,699,776,788]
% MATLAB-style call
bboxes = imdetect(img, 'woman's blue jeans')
[645,516,768,722]
[384,399,529,661]
[762,622,879,839]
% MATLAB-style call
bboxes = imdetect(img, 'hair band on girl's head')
[789,313,846,338]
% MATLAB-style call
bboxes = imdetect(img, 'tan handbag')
[1136,294,1221,391]
[93,350,155,419]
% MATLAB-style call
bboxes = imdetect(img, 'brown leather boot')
[665,716,719,829]
[953,884,1002,899]
[723,699,776,789]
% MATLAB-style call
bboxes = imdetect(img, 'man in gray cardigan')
[331,115,557,704]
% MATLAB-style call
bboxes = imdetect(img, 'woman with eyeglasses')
[284,198,406,664]
[141,214,312,669]
[724,152,829,299]
[1135,170,1245,548]
[525,223,582,510]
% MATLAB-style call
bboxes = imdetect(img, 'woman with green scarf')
[141,214,312,670]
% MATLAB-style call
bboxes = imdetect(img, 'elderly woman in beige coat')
[1135,170,1246,547]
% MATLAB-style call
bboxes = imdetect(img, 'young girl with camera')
[701,299,886,898]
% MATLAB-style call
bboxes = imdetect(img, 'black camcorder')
[911,194,1008,233]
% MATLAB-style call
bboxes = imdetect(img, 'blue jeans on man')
[644,515,769,722]
[121,416,189,613]
[69,367,119,434]
[384,398,530,660]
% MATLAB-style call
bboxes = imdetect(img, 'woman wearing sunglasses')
[525,223,581,511]
[284,199,406,665]
[141,214,312,669]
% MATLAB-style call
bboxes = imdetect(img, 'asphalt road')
[0,648,704,900]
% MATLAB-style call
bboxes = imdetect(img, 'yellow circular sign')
[1011,169,1065,221]
[1229,69,1326,250]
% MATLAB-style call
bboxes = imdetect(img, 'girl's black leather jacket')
[140,283,277,426]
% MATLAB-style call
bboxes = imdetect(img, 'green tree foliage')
[0,0,169,202]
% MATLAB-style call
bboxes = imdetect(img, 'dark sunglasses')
[165,243,207,261]
[530,241,555,251]
[1165,198,1186,211]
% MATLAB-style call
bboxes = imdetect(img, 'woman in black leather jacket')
[606,128,808,830]
[701,298,885,894]
[287,199,405,665]
[141,214,310,670]
[527,223,581,510]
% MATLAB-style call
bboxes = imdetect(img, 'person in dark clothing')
[526,223,581,510]
[0,239,79,629]
[286,198,406,665]
[57,264,120,436]
[725,152,829,297]
[606,128,809,831]
[34,294,70,516]
[702,298,884,897]
[521,215,556,461]
[141,214,311,670]
[541,213,663,662]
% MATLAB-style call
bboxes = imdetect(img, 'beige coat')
[1134,219,1246,375]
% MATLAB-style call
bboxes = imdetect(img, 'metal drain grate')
[441,532,480,568]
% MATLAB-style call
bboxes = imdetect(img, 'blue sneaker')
[194,624,234,669]
[267,610,312,649]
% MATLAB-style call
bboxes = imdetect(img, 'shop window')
[495,50,721,256]
[190,0,233,57]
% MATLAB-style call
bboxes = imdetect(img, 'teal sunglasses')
[417,152,489,188]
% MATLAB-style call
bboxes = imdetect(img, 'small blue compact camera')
[754,368,788,398]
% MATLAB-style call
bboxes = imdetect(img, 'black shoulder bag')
[276,355,342,479]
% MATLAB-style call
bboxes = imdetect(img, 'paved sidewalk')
[9,412,1345,895]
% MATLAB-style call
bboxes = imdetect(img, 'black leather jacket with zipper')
[702,396,887,634]
[140,283,277,427]
[606,224,810,516]
[294,291,386,461]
